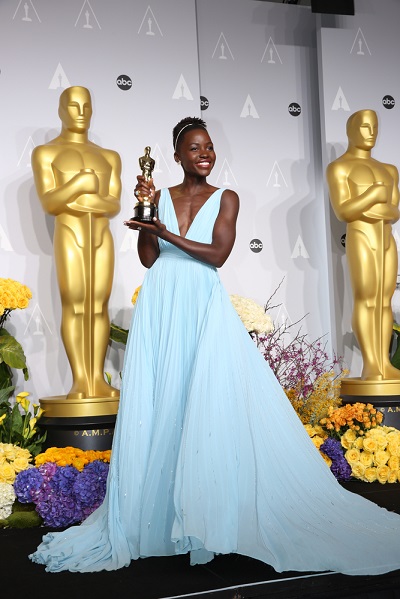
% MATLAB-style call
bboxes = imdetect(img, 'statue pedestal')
[340,378,400,429]
[39,395,119,451]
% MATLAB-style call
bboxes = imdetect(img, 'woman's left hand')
[123,216,167,238]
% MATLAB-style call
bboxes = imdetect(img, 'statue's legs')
[347,230,382,380]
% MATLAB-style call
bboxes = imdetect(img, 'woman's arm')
[125,188,240,268]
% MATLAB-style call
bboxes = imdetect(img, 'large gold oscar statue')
[327,108,400,398]
[32,86,121,420]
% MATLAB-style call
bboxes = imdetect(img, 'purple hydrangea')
[320,437,352,482]
[13,460,109,528]
[13,467,43,503]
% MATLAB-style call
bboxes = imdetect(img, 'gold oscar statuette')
[131,146,157,222]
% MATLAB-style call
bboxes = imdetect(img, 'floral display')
[0,482,16,520]
[340,426,400,484]
[319,402,383,440]
[0,442,32,484]
[229,294,274,335]
[319,437,352,481]
[303,424,352,482]
[0,391,46,455]
[13,447,111,528]
[0,277,32,391]
[34,445,111,470]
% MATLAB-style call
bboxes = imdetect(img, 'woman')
[30,117,400,574]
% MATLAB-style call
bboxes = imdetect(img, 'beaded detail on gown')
[30,188,400,574]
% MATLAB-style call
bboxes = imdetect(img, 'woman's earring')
[177,160,181,165]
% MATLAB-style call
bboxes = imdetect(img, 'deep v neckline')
[168,188,218,239]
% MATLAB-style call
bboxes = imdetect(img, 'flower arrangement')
[0,442,32,484]
[0,391,46,455]
[0,277,32,392]
[340,426,400,483]
[0,482,16,520]
[12,447,111,528]
[303,423,352,482]
[319,402,383,440]
[229,294,274,335]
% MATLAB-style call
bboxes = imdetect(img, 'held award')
[131,146,157,222]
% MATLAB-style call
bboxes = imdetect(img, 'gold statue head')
[346,109,378,151]
[58,86,93,134]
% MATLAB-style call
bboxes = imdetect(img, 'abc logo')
[250,239,263,253]
[288,102,301,116]
[340,234,346,248]
[382,95,395,109]
[116,75,132,91]
[200,95,209,111]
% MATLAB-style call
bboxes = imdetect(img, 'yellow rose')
[374,450,389,467]
[345,448,360,465]
[362,437,378,453]
[12,456,31,473]
[387,455,399,471]
[0,462,16,483]
[388,470,398,484]
[351,462,365,480]
[354,437,364,449]
[2,444,17,460]
[311,436,324,450]
[376,465,390,484]
[363,467,377,483]
[359,452,374,468]
[341,429,357,449]
[388,440,400,457]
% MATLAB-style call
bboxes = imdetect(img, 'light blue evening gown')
[30,188,400,574]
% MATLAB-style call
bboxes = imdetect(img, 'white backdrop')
[0,0,399,401]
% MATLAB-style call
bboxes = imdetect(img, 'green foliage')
[0,328,29,387]
[0,393,47,456]
[110,322,128,346]
[0,501,42,529]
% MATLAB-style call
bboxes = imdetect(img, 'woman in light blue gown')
[30,117,400,574]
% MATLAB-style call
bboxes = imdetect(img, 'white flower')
[230,295,274,335]
[0,482,16,519]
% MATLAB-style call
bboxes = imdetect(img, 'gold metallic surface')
[131,146,156,222]
[32,86,122,409]
[40,396,119,418]
[327,109,400,382]
[341,377,400,397]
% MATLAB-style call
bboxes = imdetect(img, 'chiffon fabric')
[30,188,400,574]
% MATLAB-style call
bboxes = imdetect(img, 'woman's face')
[175,128,216,177]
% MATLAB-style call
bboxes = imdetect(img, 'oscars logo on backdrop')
[291,236,309,259]
[212,33,234,60]
[240,95,259,119]
[350,28,371,56]
[17,136,35,168]
[75,0,101,29]
[13,0,41,23]
[138,6,163,36]
[49,63,70,90]
[24,304,52,337]
[215,159,238,188]
[266,162,288,189]
[331,86,350,111]
[261,38,282,65]
[172,74,194,100]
